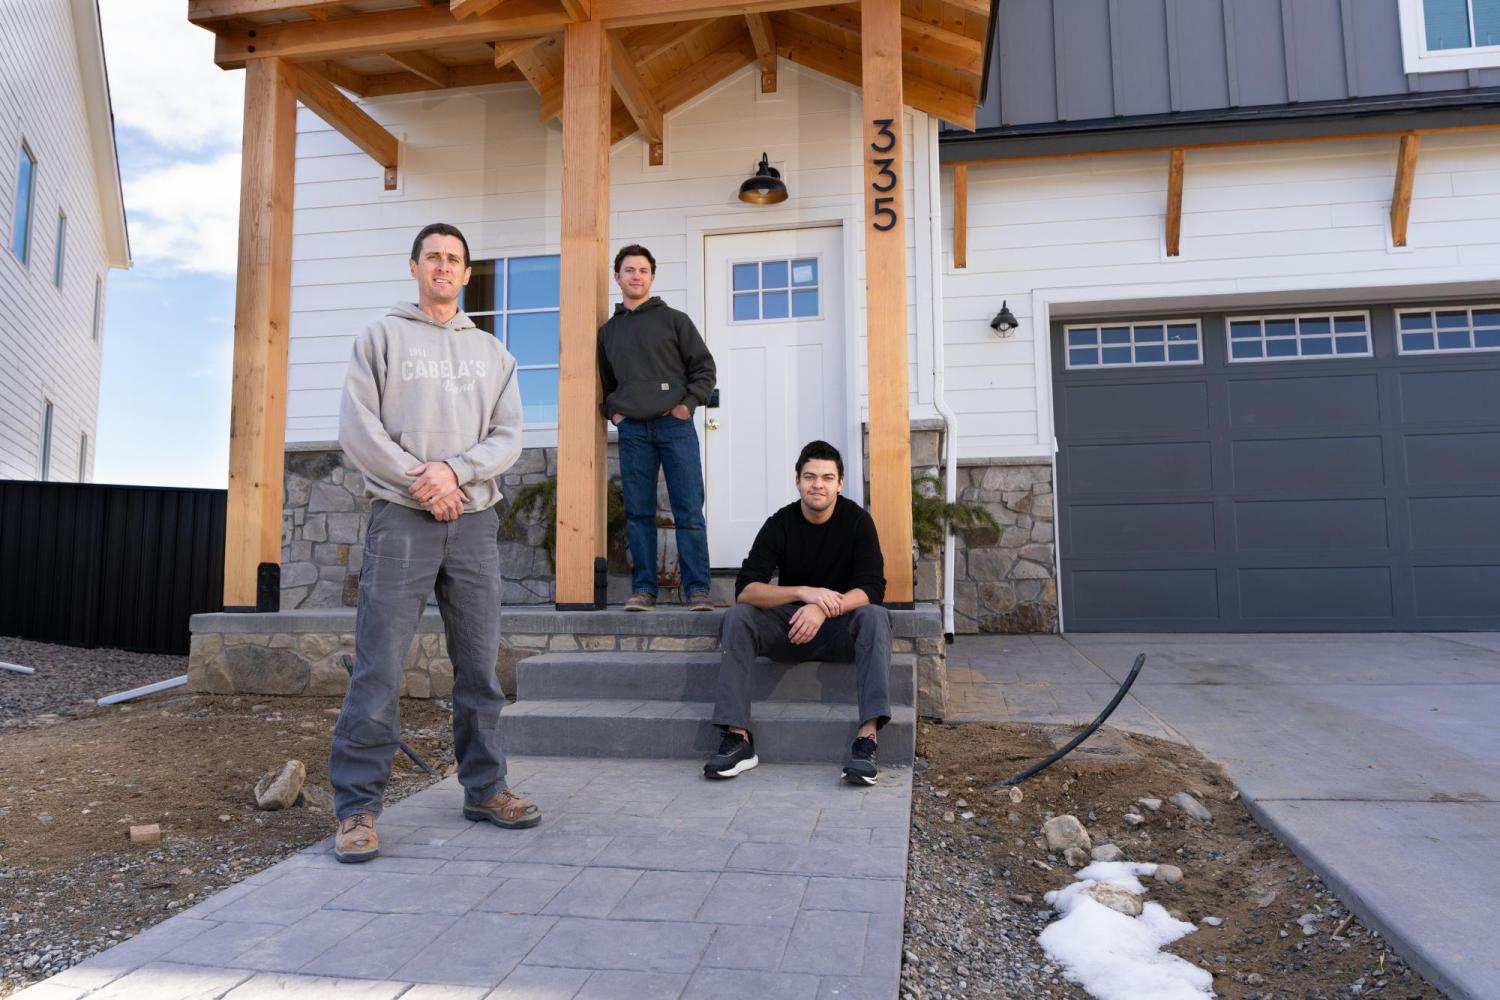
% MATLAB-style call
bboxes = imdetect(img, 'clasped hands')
[406,462,466,522]
[788,586,846,644]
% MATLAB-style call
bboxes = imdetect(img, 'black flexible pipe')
[991,653,1147,788]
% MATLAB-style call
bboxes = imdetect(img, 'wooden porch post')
[554,19,610,608]
[224,57,297,610]
[861,0,914,606]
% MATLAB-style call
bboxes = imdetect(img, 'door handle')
[706,418,720,430]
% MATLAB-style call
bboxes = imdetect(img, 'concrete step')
[498,606,943,640]
[500,700,916,765]
[517,651,916,706]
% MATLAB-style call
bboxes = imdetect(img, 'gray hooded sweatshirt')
[338,302,523,513]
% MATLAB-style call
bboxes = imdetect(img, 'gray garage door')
[1053,302,1500,631]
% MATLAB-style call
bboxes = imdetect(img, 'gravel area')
[0,635,186,725]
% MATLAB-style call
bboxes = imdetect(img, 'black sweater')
[734,498,886,606]
[597,297,717,420]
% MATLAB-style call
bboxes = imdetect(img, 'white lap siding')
[285,63,932,449]
[943,130,1500,460]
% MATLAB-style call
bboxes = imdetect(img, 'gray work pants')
[331,500,508,819]
[712,602,893,733]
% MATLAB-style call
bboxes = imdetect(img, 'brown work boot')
[333,813,379,864]
[687,591,714,612]
[463,790,542,829]
[623,591,656,612]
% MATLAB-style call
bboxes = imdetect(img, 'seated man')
[704,440,893,785]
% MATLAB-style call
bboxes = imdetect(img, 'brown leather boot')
[333,813,379,863]
[463,790,542,829]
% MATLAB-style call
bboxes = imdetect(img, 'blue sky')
[93,7,243,489]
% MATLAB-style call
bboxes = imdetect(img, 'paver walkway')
[19,757,909,1000]
[947,631,1500,1000]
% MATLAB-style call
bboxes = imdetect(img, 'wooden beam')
[952,162,967,269]
[938,0,991,13]
[654,34,755,111]
[777,24,977,128]
[595,0,833,29]
[862,0,914,607]
[451,0,509,18]
[607,31,664,161]
[559,0,591,18]
[555,19,610,609]
[189,0,353,23]
[1391,132,1419,248]
[224,58,297,610]
[620,20,716,63]
[491,35,543,68]
[745,13,777,92]
[796,5,983,76]
[1165,148,1184,257]
[295,65,399,189]
[213,0,571,67]
[360,62,525,96]
[386,49,453,87]
[303,59,368,96]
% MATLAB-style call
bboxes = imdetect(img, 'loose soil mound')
[904,722,1444,1000]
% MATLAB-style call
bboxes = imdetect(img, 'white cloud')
[124,153,242,275]
[99,3,244,152]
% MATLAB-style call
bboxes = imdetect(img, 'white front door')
[703,226,846,567]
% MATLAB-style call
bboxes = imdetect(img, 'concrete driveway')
[945,631,1500,1000]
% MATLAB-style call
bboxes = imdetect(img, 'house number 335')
[869,118,898,232]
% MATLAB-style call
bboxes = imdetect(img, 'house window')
[462,254,560,425]
[92,276,103,340]
[39,400,53,481]
[12,142,36,263]
[1397,305,1500,354]
[1226,312,1372,363]
[53,211,66,287]
[1399,0,1500,71]
[78,432,89,482]
[1064,320,1203,369]
[731,257,821,322]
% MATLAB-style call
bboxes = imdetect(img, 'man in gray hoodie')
[330,222,539,864]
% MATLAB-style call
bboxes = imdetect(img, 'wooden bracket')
[1392,133,1419,248]
[1165,148,1184,257]
[952,163,967,269]
[295,65,400,190]
[745,13,776,93]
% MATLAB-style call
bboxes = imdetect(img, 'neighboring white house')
[0,0,130,483]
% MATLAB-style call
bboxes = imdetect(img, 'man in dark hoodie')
[330,223,540,865]
[598,244,718,612]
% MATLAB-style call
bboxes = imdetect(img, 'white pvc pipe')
[0,662,36,675]
[928,118,959,641]
[97,675,187,706]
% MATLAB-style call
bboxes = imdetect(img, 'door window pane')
[1227,313,1370,362]
[761,260,788,289]
[791,289,818,317]
[733,293,759,321]
[1063,319,1203,369]
[762,290,789,319]
[731,256,822,323]
[791,258,818,286]
[732,263,758,291]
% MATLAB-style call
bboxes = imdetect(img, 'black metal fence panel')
[0,481,226,654]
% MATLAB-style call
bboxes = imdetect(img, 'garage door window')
[1065,320,1201,369]
[1396,305,1500,354]
[1227,312,1371,362]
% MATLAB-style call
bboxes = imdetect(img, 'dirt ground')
[906,721,1445,1000]
[0,687,455,997]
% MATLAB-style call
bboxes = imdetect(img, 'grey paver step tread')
[505,699,916,722]
[516,651,917,705]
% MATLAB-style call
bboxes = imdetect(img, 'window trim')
[1224,310,1374,364]
[1398,0,1500,72]
[53,210,66,288]
[12,141,36,265]
[463,254,560,429]
[92,275,103,341]
[728,254,825,325]
[39,399,53,481]
[1395,303,1500,355]
[1062,318,1205,370]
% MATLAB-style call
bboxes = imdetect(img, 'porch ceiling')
[189,0,990,130]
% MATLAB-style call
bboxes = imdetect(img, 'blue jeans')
[617,415,710,597]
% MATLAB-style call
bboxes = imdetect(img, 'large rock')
[222,643,310,695]
[1169,792,1213,823]
[254,760,306,811]
[1042,814,1092,853]
[1081,882,1143,916]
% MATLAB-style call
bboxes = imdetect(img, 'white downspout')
[927,119,959,642]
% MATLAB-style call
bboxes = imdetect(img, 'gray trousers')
[712,602,893,733]
[331,500,508,819]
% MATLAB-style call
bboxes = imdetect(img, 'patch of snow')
[1040,861,1212,1000]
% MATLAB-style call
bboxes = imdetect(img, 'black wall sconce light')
[738,153,788,205]
[990,301,1019,337]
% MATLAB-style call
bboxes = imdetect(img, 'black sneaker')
[843,736,878,785]
[704,730,758,779]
